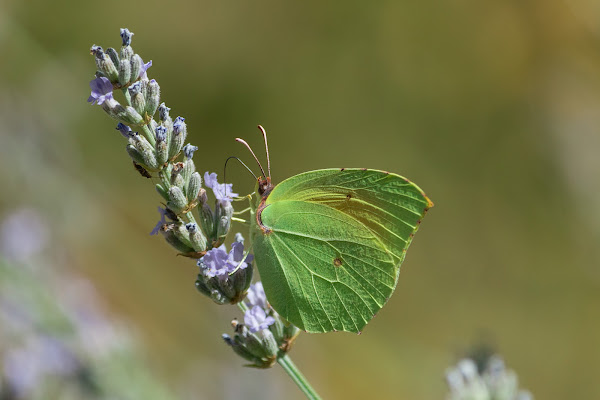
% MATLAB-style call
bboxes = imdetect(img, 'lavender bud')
[158,102,171,122]
[118,56,131,86]
[92,45,119,82]
[215,201,233,244]
[130,132,158,170]
[198,190,215,241]
[242,331,271,359]
[130,54,142,84]
[128,82,146,116]
[186,172,202,203]
[186,223,207,251]
[232,262,253,300]
[121,106,144,125]
[120,28,134,46]
[146,79,160,117]
[126,144,146,167]
[168,116,187,159]
[222,334,263,366]
[154,126,168,165]
[183,143,198,160]
[182,146,197,185]
[195,279,212,298]
[261,330,279,358]
[172,223,194,248]
[160,224,195,253]
[170,162,185,189]
[116,122,131,138]
[106,47,120,69]
[155,183,169,201]
[167,186,188,214]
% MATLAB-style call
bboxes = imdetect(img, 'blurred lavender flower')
[246,282,268,310]
[204,172,238,205]
[445,356,533,400]
[244,305,276,333]
[87,77,114,105]
[0,208,49,263]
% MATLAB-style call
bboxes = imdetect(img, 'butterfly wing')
[253,168,432,333]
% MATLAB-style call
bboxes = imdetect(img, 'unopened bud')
[130,54,142,85]
[168,116,187,160]
[129,132,158,170]
[118,57,131,87]
[186,223,207,251]
[167,186,188,214]
[187,172,202,203]
[146,79,160,117]
[106,47,120,69]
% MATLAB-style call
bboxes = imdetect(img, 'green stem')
[277,354,322,400]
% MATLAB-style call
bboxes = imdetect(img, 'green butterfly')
[238,127,432,334]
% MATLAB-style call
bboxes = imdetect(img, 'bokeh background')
[1,0,600,398]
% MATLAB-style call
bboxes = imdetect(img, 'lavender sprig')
[87,28,317,399]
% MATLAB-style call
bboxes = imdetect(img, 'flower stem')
[277,354,322,400]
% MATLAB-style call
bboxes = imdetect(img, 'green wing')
[252,168,432,333]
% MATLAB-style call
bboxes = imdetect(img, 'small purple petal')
[139,59,152,79]
[244,305,275,333]
[87,77,114,105]
[203,172,238,205]
[246,282,268,310]
[150,207,167,235]
[199,245,229,278]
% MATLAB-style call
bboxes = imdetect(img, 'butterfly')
[237,126,433,334]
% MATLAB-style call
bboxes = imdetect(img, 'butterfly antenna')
[235,138,267,178]
[223,157,257,196]
[257,125,271,178]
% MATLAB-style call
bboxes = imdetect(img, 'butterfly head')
[257,176,274,198]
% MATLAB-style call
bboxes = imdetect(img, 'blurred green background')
[1,0,600,398]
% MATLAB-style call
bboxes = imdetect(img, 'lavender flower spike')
[204,172,238,205]
[244,305,276,333]
[87,77,113,105]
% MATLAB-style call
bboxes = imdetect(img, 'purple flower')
[201,244,229,278]
[116,123,131,138]
[244,305,275,333]
[203,172,238,205]
[246,282,268,310]
[139,59,152,80]
[150,207,167,235]
[199,238,253,278]
[87,77,113,105]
